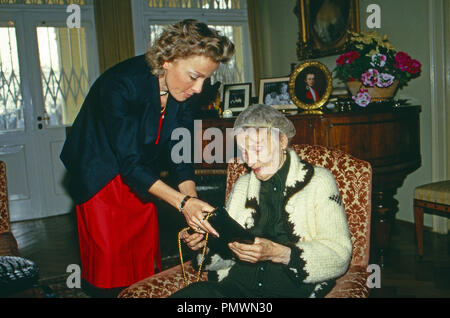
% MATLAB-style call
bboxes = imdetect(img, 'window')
[0,1,97,128]
[132,0,253,88]
[0,0,86,4]
[0,23,23,131]
[37,26,91,126]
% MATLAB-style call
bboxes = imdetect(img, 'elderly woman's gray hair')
[233,104,296,139]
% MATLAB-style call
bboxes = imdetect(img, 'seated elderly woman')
[172,104,352,298]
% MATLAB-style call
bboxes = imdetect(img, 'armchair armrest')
[118,261,207,298]
[325,265,370,298]
[0,232,19,256]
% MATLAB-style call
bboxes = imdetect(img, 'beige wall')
[257,0,445,227]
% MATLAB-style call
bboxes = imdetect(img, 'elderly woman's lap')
[170,280,254,298]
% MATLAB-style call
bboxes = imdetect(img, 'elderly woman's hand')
[182,198,219,237]
[181,231,207,251]
[228,237,291,265]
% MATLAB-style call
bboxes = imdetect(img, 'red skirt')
[76,174,162,289]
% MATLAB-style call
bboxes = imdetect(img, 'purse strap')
[177,211,214,286]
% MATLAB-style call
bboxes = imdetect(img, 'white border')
[258,77,297,110]
[223,83,251,113]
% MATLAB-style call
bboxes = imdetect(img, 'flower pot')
[346,80,399,102]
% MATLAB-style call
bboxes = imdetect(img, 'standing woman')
[60,20,234,295]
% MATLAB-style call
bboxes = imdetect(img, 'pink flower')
[395,52,421,75]
[352,89,371,107]
[377,73,395,87]
[406,59,421,74]
[337,51,360,65]
[394,51,412,71]
[361,69,380,87]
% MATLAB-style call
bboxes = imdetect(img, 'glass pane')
[148,0,242,9]
[149,23,244,85]
[37,26,90,126]
[149,24,167,47]
[0,24,24,132]
[210,25,244,84]
[0,0,88,5]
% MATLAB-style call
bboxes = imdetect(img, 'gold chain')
[178,212,213,286]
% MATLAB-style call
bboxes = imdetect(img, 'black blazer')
[60,55,195,204]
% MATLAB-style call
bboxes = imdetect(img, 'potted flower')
[334,31,421,107]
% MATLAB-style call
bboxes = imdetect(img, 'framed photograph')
[223,83,252,113]
[294,0,360,60]
[288,60,332,112]
[258,77,297,110]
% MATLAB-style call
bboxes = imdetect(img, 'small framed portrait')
[258,77,297,110]
[288,60,332,112]
[223,83,252,113]
[294,0,360,60]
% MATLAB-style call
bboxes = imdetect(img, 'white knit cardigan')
[200,150,352,287]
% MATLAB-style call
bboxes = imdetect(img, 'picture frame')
[258,77,297,110]
[288,60,333,113]
[294,0,360,60]
[223,83,252,113]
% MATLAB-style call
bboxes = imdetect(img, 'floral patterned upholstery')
[118,144,372,298]
[118,261,206,298]
[0,161,19,256]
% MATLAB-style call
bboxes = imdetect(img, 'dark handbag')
[206,206,255,254]
[178,207,255,285]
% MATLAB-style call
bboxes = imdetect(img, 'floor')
[10,203,450,298]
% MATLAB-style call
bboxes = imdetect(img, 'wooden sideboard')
[193,105,422,265]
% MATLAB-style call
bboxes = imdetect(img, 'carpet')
[37,274,90,298]
[36,254,182,298]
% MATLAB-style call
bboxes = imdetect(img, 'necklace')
[161,105,166,114]
[178,211,214,286]
[160,90,168,96]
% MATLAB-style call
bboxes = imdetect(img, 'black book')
[207,207,255,255]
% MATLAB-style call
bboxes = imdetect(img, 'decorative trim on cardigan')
[244,198,260,230]
[286,244,308,281]
[282,159,315,244]
[283,159,314,205]
[329,194,343,206]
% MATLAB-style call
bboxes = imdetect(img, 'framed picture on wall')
[294,0,360,60]
[223,83,252,113]
[258,77,297,110]
[288,60,333,112]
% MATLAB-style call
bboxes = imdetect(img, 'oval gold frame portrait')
[288,61,332,112]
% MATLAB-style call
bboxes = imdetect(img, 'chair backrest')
[0,161,11,234]
[225,144,372,268]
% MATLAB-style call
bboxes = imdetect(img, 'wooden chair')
[0,161,19,257]
[414,180,450,256]
[0,161,40,297]
[118,144,373,298]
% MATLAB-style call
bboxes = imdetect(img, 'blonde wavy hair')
[146,19,235,76]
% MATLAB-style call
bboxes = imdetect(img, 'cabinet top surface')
[201,105,421,123]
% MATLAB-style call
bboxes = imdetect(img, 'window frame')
[0,3,99,128]
[131,0,253,88]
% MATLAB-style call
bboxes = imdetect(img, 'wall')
[258,0,440,227]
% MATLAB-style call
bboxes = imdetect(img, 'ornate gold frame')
[288,60,332,112]
[294,0,360,60]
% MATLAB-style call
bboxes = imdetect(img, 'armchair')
[0,161,19,257]
[0,161,40,298]
[118,144,372,298]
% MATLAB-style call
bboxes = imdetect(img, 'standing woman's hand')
[181,197,219,237]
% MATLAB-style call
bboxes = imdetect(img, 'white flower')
[370,53,387,68]
[376,73,395,88]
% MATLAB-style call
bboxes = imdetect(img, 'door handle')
[37,114,50,129]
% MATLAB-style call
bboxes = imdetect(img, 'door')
[0,7,98,221]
